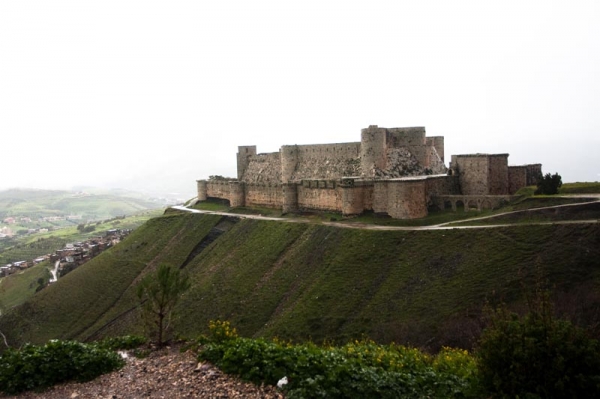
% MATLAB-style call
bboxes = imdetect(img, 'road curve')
[170,202,599,231]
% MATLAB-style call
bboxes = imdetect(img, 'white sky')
[1,1,599,196]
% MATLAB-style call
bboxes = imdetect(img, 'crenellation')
[197,125,541,219]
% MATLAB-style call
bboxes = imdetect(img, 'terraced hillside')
[1,211,598,351]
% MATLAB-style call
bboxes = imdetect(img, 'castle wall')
[244,184,282,208]
[280,145,298,184]
[237,146,257,180]
[487,155,509,195]
[360,125,387,177]
[229,182,245,207]
[429,136,445,163]
[452,155,490,195]
[241,152,281,183]
[526,164,542,185]
[297,180,341,211]
[197,180,207,201]
[386,127,426,147]
[341,180,373,215]
[425,175,460,198]
[206,181,231,201]
[292,143,361,181]
[282,183,298,213]
[383,179,428,219]
[508,166,528,194]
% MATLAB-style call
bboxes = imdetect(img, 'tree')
[477,289,600,398]
[136,264,191,347]
[535,172,562,195]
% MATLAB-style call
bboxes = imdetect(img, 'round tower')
[229,182,245,207]
[280,145,299,183]
[360,125,387,177]
[196,180,207,201]
[282,183,298,213]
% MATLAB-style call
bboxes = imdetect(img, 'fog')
[1,1,598,197]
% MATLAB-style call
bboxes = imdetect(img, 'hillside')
[1,210,598,351]
[0,188,162,223]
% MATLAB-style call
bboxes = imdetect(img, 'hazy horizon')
[2,1,598,196]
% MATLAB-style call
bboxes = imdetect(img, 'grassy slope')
[2,212,598,351]
[0,262,52,309]
[0,213,222,344]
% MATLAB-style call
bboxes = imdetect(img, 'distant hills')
[0,188,168,223]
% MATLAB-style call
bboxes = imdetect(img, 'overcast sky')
[1,1,598,197]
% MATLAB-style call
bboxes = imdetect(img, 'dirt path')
[171,195,600,231]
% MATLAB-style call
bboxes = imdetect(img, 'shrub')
[535,172,562,195]
[199,322,480,398]
[476,304,600,398]
[95,335,147,351]
[0,340,124,394]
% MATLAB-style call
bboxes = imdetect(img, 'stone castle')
[196,125,542,219]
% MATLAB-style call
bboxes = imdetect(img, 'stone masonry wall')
[487,155,509,195]
[526,164,543,185]
[244,184,282,208]
[341,181,374,215]
[453,155,490,195]
[385,179,428,219]
[292,143,361,181]
[206,181,231,202]
[508,166,527,195]
[297,181,341,211]
[241,152,282,184]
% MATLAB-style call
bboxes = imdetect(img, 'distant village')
[0,228,131,279]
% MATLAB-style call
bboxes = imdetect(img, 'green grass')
[2,211,598,352]
[560,182,600,194]
[0,262,52,310]
[449,201,600,226]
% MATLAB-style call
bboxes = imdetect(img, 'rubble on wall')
[241,154,282,184]
[292,157,361,181]
[374,148,447,179]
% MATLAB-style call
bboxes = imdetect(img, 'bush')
[0,340,124,394]
[95,335,147,351]
[535,172,562,195]
[199,323,480,398]
[476,304,600,398]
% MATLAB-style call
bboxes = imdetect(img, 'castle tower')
[229,181,245,207]
[196,180,207,201]
[282,183,298,213]
[280,145,299,183]
[452,154,509,195]
[360,125,387,177]
[430,136,444,164]
[340,178,364,216]
[237,146,257,180]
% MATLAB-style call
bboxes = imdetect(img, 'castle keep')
[197,125,542,219]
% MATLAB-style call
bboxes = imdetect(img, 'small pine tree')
[136,264,191,347]
[535,172,562,195]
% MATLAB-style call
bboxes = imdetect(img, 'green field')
[1,211,598,353]
[0,188,163,222]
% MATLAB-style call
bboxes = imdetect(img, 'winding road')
[171,195,600,231]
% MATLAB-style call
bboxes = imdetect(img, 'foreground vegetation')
[0,337,144,395]
[196,310,600,398]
